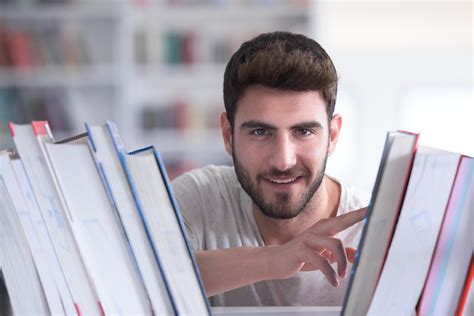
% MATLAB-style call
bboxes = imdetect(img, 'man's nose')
[269,134,297,171]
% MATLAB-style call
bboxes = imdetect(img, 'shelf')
[138,129,224,153]
[132,5,308,23]
[0,3,122,20]
[0,65,119,88]
[134,64,225,91]
[0,0,312,170]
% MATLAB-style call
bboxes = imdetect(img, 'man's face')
[222,85,340,219]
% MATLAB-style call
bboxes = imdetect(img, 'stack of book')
[342,131,473,316]
[0,121,210,315]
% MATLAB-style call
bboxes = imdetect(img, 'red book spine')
[456,256,473,316]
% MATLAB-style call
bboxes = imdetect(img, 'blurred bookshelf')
[0,0,312,179]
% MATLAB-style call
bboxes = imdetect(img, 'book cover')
[342,131,418,315]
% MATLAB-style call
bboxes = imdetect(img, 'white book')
[117,143,210,315]
[43,136,152,315]
[342,131,418,315]
[86,122,176,315]
[6,153,66,315]
[368,146,461,315]
[10,122,101,316]
[418,156,474,315]
[0,153,49,315]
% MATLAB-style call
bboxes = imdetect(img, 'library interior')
[0,1,472,315]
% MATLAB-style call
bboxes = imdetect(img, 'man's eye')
[252,129,268,136]
[296,129,312,136]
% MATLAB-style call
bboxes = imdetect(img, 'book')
[342,131,418,315]
[7,152,66,315]
[42,130,153,315]
[10,121,101,316]
[418,156,474,315]
[4,120,212,315]
[109,123,211,314]
[0,152,49,315]
[367,146,461,315]
[86,122,176,315]
[456,256,473,316]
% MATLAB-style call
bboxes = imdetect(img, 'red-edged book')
[418,156,473,315]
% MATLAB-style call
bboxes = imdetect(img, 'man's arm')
[195,208,367,297]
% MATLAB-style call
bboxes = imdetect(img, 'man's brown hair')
[223,31,338,127]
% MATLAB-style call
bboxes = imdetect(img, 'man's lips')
[266,177,299,184]
[262,176,304,190]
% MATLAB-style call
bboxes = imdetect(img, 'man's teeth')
[268,178,297,184]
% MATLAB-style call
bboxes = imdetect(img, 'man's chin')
[259,207,301,220]
[258,199,302,220]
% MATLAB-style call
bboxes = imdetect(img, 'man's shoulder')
[331,177,370,245]
[171,165,242,201]
[172,165,237,189]
[331,177,370,215]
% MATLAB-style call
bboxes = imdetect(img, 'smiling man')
[172,31,368,306]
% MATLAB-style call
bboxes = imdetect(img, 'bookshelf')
[0,0,126,151]
[127,0,312,177]
[0,0,312,178]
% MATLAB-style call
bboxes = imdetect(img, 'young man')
[172,31,368,306]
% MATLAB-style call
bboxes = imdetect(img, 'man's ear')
[328,114,342,156]
[220,112,233,156]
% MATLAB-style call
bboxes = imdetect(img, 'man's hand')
[265,207,367,287]
[195,207,367,296]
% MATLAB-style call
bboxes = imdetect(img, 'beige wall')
[311,1,472,191]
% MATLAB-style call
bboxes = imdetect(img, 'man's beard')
[233,146,328,220]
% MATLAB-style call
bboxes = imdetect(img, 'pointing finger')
[312,207,367,236]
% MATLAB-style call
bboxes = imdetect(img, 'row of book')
[0,0,76,5]
[0,23,93,69]
[0,88,72,130]
[136,30,238,65]
[342,131,473,315]
[0,88,72,151]
[162,0,309,7]
[0,121,210,315]
[140,99,221,131]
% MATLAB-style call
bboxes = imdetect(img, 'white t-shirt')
[172,165,368,306]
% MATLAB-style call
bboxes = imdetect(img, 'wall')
[312,0,472,191]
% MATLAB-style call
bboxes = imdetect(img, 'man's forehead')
[235,100,328,129]
[235,86,328,120]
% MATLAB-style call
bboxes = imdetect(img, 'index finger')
[313,207,367,236]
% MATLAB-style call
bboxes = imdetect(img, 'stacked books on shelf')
[135,28,244,66]
[0,121,210,315]
[140,99,221,131]
[342,131,473,315]
[0,22,92,70]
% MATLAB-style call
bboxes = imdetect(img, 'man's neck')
[253,176,341,246]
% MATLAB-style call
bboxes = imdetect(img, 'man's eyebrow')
[240,120,278,130]
[290,121,323,130]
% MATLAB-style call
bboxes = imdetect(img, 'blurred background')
[0,0,471,192]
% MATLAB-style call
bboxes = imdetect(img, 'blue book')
[86,122,176,315]
[106,122,211,315]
